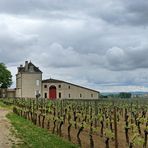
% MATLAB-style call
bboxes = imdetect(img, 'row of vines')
[2,98,148,148]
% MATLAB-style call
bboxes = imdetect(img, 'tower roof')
[18,61,42,73]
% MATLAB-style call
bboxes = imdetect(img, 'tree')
[119,92,131,98]
[0,63,12,88]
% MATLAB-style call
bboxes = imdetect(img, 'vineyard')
[2,98,148,148]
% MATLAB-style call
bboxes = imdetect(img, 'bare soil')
[43,116,144,148]
[0,109,21,148]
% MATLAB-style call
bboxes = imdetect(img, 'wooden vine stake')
[114,106,118,148]
[90,121,94,148]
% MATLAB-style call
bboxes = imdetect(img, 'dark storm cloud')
[100,1,148,27]
[123,0,148,25]
[0,18,38,64]
[0,0,92,15]
[0,0,148,26]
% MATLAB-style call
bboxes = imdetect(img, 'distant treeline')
[100,92,132,99]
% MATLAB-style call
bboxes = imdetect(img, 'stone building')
[16,61,42,98]
[15,61,100,99]
[42,79,99,99]
[0,88,16,98]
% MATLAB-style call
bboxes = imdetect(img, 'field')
[2,98,148,148]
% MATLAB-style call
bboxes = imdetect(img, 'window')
[44,85,47,88]
[80,94,82,98]
[69,94,70,98]
[44,93,47,98]
[35,90,40,95]
[29,65,34,72]
[36,80,39,86]
[91,94,93,98]
[59,92,61,98]
[59,85,61,88]
[68,86,70,89]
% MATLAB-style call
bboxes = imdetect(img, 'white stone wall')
[15,73,22,97]
[16,73,42,98]
[42,82,99,99]
[21,73,42,98]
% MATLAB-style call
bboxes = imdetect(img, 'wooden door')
[49,86,56,99]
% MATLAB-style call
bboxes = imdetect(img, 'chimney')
[17,64,23,72]
[25,61,28,71]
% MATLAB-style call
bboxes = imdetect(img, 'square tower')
[16,61,42,98]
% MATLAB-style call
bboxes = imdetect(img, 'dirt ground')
[44,116,144,148]
[0,109,20,148]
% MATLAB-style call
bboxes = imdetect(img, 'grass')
[0,99,13,109]
[0,99,9,108]
[0,100,78,148]
[7,113,78,148]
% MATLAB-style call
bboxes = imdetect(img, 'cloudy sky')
[1,0,148,92]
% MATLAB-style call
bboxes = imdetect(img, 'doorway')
[49,85,56,99]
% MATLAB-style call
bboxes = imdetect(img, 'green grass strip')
[0,99,13,110]
[7,113,78,148]
[0,100,8,108]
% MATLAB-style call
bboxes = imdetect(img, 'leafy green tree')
[119,92,131,98]
[0,63,12,88]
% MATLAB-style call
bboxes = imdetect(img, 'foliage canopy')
[0,63,12,88]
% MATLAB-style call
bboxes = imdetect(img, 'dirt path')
[0,109,19,148]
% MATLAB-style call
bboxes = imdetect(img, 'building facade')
[15,61,100,99]
[42,79,99,99]
[16,61,42,98]
[0,88,16,98]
